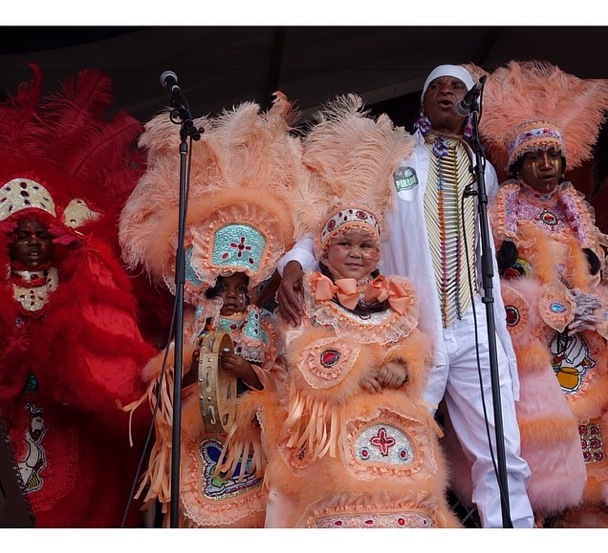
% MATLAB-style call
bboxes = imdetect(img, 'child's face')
[324,230,380,281]
[217,273,249,316]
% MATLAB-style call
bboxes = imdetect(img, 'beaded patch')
[539,285,574,334]
[12,267,59,312]
[346,409,436,480]
[311,511,435,528]
[579,420,606,465]
[18,403,47,494]
[500,284,533,342]
[298,337,360,389]
[216,308,269,363]
[550,332,595,394]
[62,198,100,228]
[355,424,414,467]
[198,437,262,500]
[212,223,264,273]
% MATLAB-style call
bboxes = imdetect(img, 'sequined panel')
[579,420,606,464]
[346,409,437,480]
[311,511,436,528]
[185,246,205,287]
[355,423,414,467]
[212,223,264,272]
[198,437,262,500]
[550,332,594,394]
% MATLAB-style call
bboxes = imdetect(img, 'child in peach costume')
[445,60,608,527]
[118,93,301,527]
[219,96,461,528]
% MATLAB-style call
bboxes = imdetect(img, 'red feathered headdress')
[0,64,144,248]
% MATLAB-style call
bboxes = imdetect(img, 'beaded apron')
[423,134,477,327]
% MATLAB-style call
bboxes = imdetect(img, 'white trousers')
[434,296,534,528]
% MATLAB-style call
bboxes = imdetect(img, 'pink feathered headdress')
[472,60,608,173]
[291,94,415,260]
[119,92,304,304]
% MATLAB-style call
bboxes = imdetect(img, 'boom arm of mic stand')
[468,108,514,528]
[167,96,201,528]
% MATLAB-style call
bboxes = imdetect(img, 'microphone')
[455,76,487,116]
[160,70,181,95]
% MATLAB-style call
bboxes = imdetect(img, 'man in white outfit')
[275,64,534,528]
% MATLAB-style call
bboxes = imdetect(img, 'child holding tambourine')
[118,92,303,527]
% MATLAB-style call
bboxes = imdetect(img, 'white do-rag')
[421,64,475,99]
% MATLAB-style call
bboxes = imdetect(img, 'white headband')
[421,65,475,99]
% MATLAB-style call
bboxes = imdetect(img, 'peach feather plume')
[475,60,608,173]
[119,92,303,295]
[291,93,415,257]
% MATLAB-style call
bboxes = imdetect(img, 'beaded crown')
[291,94,415,260]
[468,60,608,175]
[0,64,143,234]
[119,92,303,304]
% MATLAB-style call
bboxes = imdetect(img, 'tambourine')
[197,331,237,434]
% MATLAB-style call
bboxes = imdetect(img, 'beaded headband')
[506,120,566,169]
[320,207,380,250]
[0,178,56,221]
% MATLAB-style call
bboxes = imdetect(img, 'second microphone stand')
[165,91,201,529]
[466,95,514,528]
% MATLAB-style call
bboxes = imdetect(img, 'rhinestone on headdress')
[506,121,565,169]
[0,178,56,221]
[320,208,380,249]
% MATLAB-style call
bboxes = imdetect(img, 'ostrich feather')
[476,60,608,171]
[0,64,43,156]
[292,93,415,249]
[119,91,304,289]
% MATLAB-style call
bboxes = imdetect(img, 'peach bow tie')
[313,273,409,314]
[314,274,359,310]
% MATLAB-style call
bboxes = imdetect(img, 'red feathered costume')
[0,66,158,527]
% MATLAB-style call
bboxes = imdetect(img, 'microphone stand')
[164,89,201,528]
[466,95,513,528]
